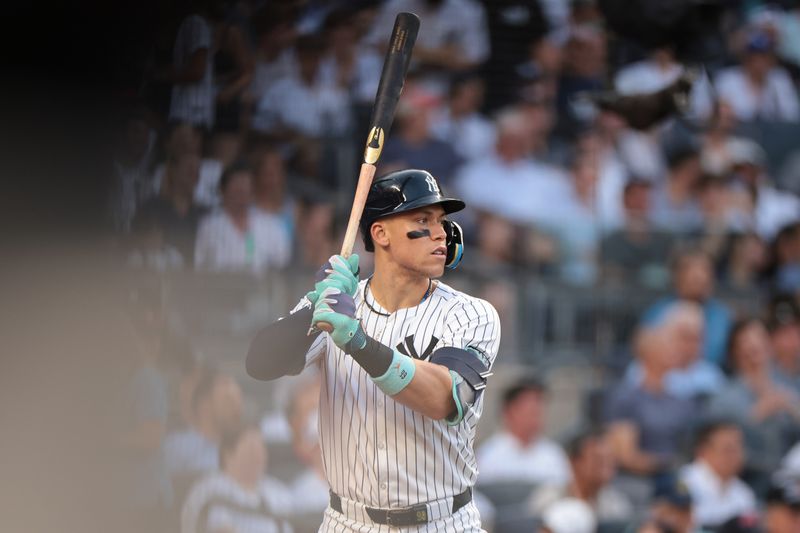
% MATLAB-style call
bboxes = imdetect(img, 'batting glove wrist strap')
[371,349,416,396]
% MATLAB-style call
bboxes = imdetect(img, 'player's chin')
[419,257,446,278]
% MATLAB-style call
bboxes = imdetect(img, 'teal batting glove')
[312,286,363,350]
[308,254,360,304]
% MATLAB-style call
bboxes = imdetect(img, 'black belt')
[329,488,472,527]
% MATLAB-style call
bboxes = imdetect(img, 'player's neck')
[369,268,431,313]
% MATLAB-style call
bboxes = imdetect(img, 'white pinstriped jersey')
[295,279,500,531]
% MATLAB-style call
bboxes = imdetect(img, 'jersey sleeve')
[439,297,501,370]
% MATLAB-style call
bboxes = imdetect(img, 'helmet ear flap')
[443,220,464,270]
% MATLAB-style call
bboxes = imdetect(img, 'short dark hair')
[219,159,253,192]
[502,376,547,408]
[665,143,700,171]
[724,317,762,375]
[563,426,607,459]
[693,419,740,452]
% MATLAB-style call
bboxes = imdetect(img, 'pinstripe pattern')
[301,280,500,531]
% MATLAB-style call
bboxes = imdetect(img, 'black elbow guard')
[246,306,314,381]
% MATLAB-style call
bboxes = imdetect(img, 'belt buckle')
[385,504,428,526]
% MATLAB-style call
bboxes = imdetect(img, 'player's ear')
[371,220,390,249]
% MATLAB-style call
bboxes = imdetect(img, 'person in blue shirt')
[643,247,732,367]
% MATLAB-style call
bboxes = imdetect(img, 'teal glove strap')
[372,349,416,396]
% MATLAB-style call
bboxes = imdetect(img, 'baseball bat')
[339,12,420,258]
[316,12,419,332]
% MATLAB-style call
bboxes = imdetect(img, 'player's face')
[380,205,449,278]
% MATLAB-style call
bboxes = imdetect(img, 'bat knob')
[315,321,334,334]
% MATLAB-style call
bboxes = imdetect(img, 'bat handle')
[340,162,377,257]
[314,162,377,334]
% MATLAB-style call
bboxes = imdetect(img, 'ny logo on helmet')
[425,175,440,194]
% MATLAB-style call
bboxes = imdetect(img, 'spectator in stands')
[286,374,329,515]
[547,151,602,285]
[717,232,767,298]
[456,108,570,227]
[151,122,223,208]
[766,295,800,393]
[252,147,295,243]
[367,0,489,94]
[157,6,217,129]
[696,174,748,252]
[601,178,675,289]
[651,144,704,234]
[715,29,800,122]
[293,191,337,269]
[318,8,381,106]
[641,474,696,533]
[194,160,290,275]
[379,82,463,185]
[707,319,800,481]
[480,0,549,112]
[557,24,607,136]
[210,7,253,136]
[121,287,172,528]
[181,424,294,533]
[248,5,297,109]
[603,316,695,477]
[110,109,158,232]
[134,152,208,265]
[727,138,800,241]
[626,301,726,403]
[163,367,243,505]
[701,100,744,177]
[679,420,757,529]
[762,480,800,533]
[430,71,496,162]
[528,426,634,523]
[643,248,733,366]
[253,34,351,140]
[477,377,571,486]
[767,222,800,293]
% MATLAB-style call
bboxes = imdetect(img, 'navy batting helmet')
[360,169,466,268]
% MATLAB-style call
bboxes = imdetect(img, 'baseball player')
[247,169,500,531]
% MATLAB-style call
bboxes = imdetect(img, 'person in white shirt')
[163,368,244,505]
[430,71,496,162]
[366,0,489,95]
[455,108,571,227]
[165,12,216,128]
[194,161,291,276]
[253,34,351,139]
[477,377,571,486]
[679,420,757,528]
[715,30,800,123]
[181,424,294,533]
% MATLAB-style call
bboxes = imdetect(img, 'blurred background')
[5,0,800,532]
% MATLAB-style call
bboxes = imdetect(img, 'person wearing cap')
[246,169,500,531]
[527,426,634,523]
[476,377,571,487]
[766,295,800,394]
[679,420,757,529]
[763,480,800,533]
[726,138,800,240]
[714,28,800,122]
[630,474,703,533]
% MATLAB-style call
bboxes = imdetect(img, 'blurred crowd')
[110,0,800,532]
